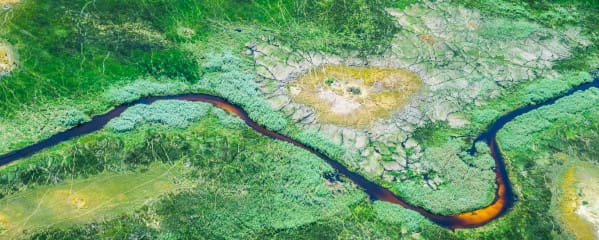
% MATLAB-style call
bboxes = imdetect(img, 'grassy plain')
[0,162,193,239]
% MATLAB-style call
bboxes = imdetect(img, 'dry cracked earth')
[246,1,591,198]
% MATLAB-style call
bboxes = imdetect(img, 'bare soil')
[288,65,422,127]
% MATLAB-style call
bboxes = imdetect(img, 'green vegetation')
[56,109,88,128]
[194,52,289,131]
[0,0,404,155]
[0,0,400,114]
[498,88,599,158]
[0,161,194,239]
[491,88,599,240]
[460,0,599,29]
[0,107,443,239]
[468,71,593,131]
[385,72,596,220]
[0,0,597,238]
[378,71,594,215]
[0,1,200,114]
[0,77,191,155]
[105,79,190,105]
[373,201,430,232]
[461,0,599,72]
[324,78,335,86]
[107,100,211,132]
[390,139,496,215]
[476,19,539,40]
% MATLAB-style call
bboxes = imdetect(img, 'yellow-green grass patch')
[0,0,19,5]
[288,65,422,127]
[0,43,15,74]
[559,162,599,240]
[0,161,195,239]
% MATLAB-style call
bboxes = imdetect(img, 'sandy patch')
[317,89,361,115]
[575,165,599,239]
[0,43,15,75]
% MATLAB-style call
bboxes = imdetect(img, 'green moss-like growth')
[477,19,539,40]
[374,201,429,232]
[55,108,87,127]
[107,100,210,132]
[195,52,289,132]
[392,139,496,215]
[105,79,190,105]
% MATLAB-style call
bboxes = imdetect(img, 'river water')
[0,76,597,229]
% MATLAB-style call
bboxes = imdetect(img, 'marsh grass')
[288,65,422,127]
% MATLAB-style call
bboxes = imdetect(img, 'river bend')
[0,76,597,229]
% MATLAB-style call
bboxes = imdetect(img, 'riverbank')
[0,75,594,229]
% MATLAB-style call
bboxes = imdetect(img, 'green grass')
[0,0,598,239]
[0,0,400,115]
[0,161,193,239]
[0,0,200,113]
[0,111,383,239]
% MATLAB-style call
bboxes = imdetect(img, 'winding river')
[0,76,597,229]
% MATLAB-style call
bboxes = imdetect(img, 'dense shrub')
[522,72,593,103]
[292,130,351,164]
[460,0,597,28]
[301,0,398,54]
[467,71,592,130]
[56,109,88,127]
[107,100,210,132]
[194,52,288,132]
[105,79,190,105]
[460,142,496,170]
[499,88,599,153]
[211,108,246,129]
[471,109,502,125]
[374,201,429,232]
[393,139,496,214]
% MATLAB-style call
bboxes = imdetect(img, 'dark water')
[0,76,597,229]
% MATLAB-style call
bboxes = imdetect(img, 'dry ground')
[288,65,421,127]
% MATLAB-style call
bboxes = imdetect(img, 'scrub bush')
[460,142,496,170]
[107,100,210,132]
[57,109,87,127]
[374,201,429,232]
[105,79,190,105]
[522,72,593,103]
[499,88,599,153]
[195,52,288,132]
[212,108,246,129]
[393,139,496,214]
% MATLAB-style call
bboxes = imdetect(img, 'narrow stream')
[0,76,597,229]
